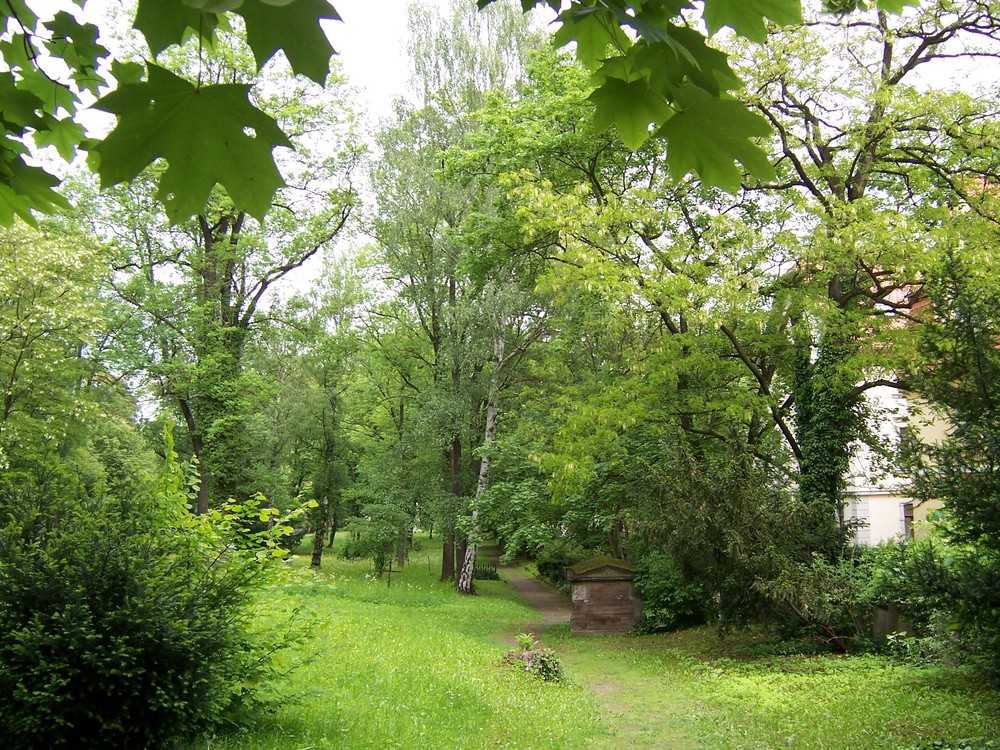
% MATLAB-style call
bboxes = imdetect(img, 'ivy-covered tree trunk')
[310,495,329,568]
[792,327,859,559]
[178,397,211,514]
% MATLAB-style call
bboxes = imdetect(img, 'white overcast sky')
[325,0,443,122]
[325,0,559,122]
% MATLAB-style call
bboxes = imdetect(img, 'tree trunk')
[456,536,467,582]
[396,536,407,567]
[441,531,455,581]
[310,495,329,568]
[457,337,504,595]
[178,397,210,514]
[792,329,858,559]
[441,432,463,580]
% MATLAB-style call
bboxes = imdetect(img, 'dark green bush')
[0,442,296,749]
[756,551,876,652]
[863,540,995,669]
[634,551,707,632]
[863,539,955,630]
[535,543,595,585]
[340,535,367,559]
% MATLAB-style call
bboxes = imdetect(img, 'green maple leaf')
[702,0,802,43]
[14,68,79,116]
[235,0,341,84]
[589,78,673,149]
[92,65,292,222]
[605,2,694,47]
[0,153,70,226]
[627,0,693,23]
[46,12,109,83]
[657,84,775,192]
[0,73,45,130]
[554,7,632,70]
[110,61,145,86]
[134,0,219,56]
[0,38,32,71]
[33,116,86,161]
[633,26,741,95]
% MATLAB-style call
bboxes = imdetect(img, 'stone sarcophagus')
[566,556,643,636]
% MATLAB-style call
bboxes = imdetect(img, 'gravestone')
[566,556,643,636]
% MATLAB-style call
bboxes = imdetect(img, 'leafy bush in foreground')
[0,438,299,749]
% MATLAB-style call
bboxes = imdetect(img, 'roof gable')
[567,555,636,580]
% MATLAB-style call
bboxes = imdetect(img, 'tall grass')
[188,535,1000,750]
[185,537,606,750]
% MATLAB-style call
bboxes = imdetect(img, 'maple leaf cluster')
[0,0,915,224]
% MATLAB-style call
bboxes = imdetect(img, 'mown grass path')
[499,557,1000,750]
[495,557,705,749]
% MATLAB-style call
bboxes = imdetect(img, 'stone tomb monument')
[566,556,643,635]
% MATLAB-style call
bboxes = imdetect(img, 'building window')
[901,501,915,540]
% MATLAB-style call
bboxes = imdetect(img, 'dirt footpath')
[479,544,571,642]
[502,565,571,626]
[482,545,702,749]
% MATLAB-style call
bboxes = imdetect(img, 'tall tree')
[908,210,1000,673]
[455,280,547,593]
[481,2,1000,561]
[725,0,1000,552]
[361,0,543,579]
[0,225,105,480]
[73,41,359,511]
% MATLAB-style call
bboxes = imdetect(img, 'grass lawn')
[548,626,1000,749]
[188,535,1000,749]
[185,537,607,750]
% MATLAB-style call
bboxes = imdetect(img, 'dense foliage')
[0,422,302,748]
[0,220,306,743]
[904,234,1000,676]
[1,0,886,225]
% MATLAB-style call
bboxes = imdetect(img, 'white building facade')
[844,385,934,545]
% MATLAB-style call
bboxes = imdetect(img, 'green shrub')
[535,543,595,585]
[756,551,875,652]
[864,540,996,670]
[340,535,367,559]
[634,551,707,632]
[474,560,500,580]
[528,649,565,682]
[0,439,299,749]
[863,540,955,630]
[342,502,412,575]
